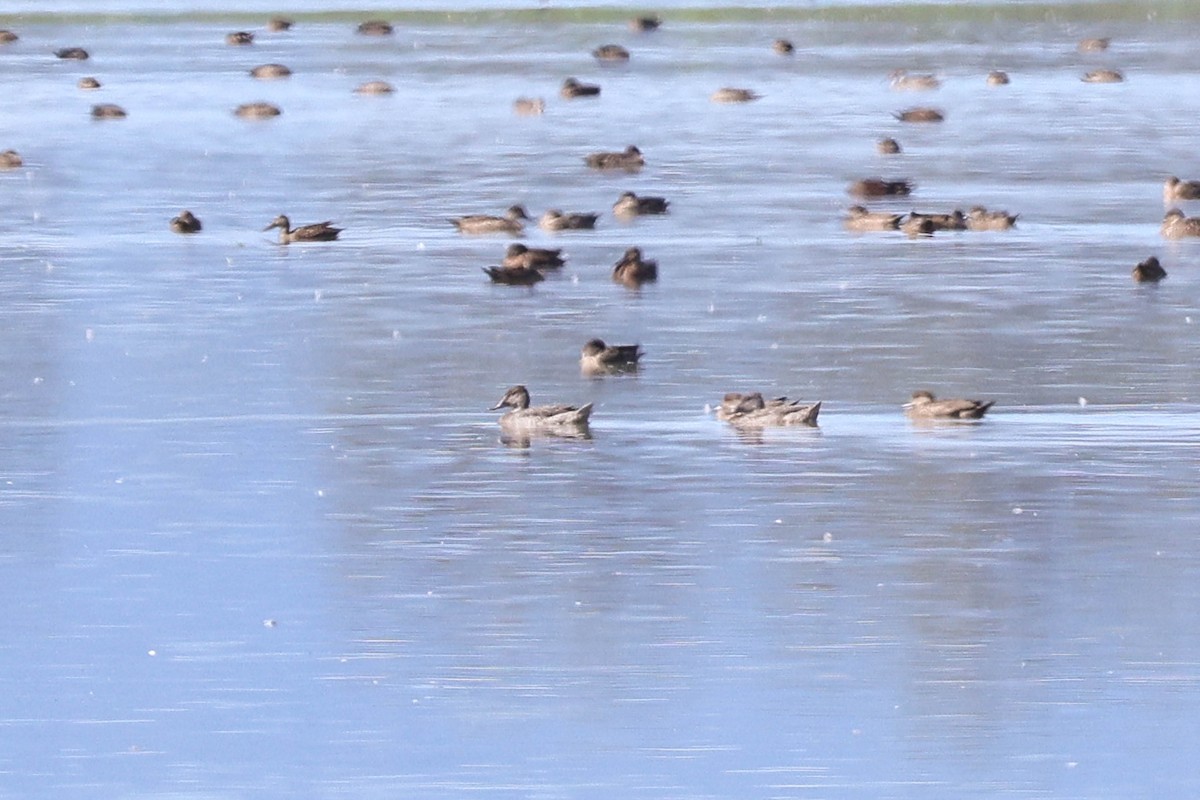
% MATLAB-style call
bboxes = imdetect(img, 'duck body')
[906,209,967,232]
[540,210,599,231]
[711,87,760,103]
[580,339,642,374]
[1164,176,1200,204]
[264,215,342,243]
[226,31,254,45]
[503,243,564,270]
[613,191,669,217]
[773,39,795,55]
[513,97,545,115]
[612,247,658,286]
[1132,256,1166,283]
[55,47,89,60]
[844,205,901,231]
[1161,209,1200,238]
[91,104,126,119]
[561,78,600,99]
[357,20,394,35]
[1082,69,1123,83]
[895,107,944,122]
[250,63,291,79]
[483,265,544,285]
[585,145,644,171]
[593,44,630,61]
[717,392,822,427]
[848,178,912,198]
[490,385,593,432]
[235,102,281,118]
[890,70,940,91]
[877,137,902,154]
[170,210,202,234]
[987,70,1010,86]
[966,206,1018,231]
[0,150,22,169]
[904,390,993,419]
[452,205,528,235]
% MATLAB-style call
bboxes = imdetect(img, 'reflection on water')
[1,4,1200,799]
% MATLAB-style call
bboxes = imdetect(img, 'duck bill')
[262,223,278,231]
[489,401,506,411]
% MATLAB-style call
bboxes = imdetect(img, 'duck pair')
[452,205,598,235]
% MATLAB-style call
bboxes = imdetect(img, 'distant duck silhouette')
[877,137,902,155]
[843,205,901,232]
[357,20,393,35]
[77,76,101,89]
[585,145,644,171]
[483,265,545,285]
[91,103,126,119]
[890,69,940,90]
[169,210,202,234]
[630,16,661,32]
[711,87,760,103]
[250,63,291,79]
[895,107,944,122]
[593,44,630,61]
[773,39,794,55]
[234,102,281,119]
[848,178,912,198]
[1131,256,1166,283]
[55,47,89,60]
[560,77,601,99]
[513,97,545,115]
[225,31,254,45]
[966,206,1018,231]
[0,150,22,169]
[987,70,1010,86]
[1163,176,1200,204]
[1082,69,1123,83]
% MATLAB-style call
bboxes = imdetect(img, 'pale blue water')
[1,3,1199,799]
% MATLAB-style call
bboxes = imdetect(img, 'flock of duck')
[2,18,1190,443]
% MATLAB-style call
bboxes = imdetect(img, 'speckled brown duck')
[716,392,822,427]
[580,339,643,374]
[1164,176,1200,204]
[904,390,993,419]
[844,205,902,232]
[612,246,658,287]
[1161,209,1200,238]
[1132,256,1166,283]
[593,44,630,61]
[0,150,22,169]
[451,205,529,235]
[586,145,644,171]
[540,209,599,231]
[613,191,669,217]
[503,244,565,270]
[490,385,593,432]
[170,210,202,234]
[890,70,940,91]
[966,206,1018,231]
[711,87,760,103]
[895,107,944,123]
[264,215,342,244]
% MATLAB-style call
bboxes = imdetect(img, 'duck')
[560,77,601,99]
[585,145,644,171]
[581,339,642,374]
[55,47,89,60]
[267,17,293,32]
[1161,208,1200,239]
[483,265,544,285]
[773,39,795,55]
[612,247,658,287]
[354,80,394,95]
[513,97,545,115]
[877,137,901,155]
[904,390,993,419]
[901,216,937,237]
[0,150,22,169]
[451,205,529,235]
[843,205,901,232]
[225,31,254,45]
[357,20,393,35]
[987,70,1010,86]
[1077,37,1110,52]
[0,30,18,44]
[1132,256,1166,283]
[890,69,940,91]
[716,393,822,427]
[630,16,661,32]
[612,191,669,217]
[77,76,101,90]
[539,209,599,231]
[966,206,1018,231]
[894,107,944,123]
[848,178,912,198]
[711,87,760,103]
[1163,176,1200,204]
[169,210,202,234]
[91,104,126,119]
[490,385,593,432]
[906,209,967,231]
[503,244,565,270]
[593,44,630,61]
[263,215,342,244]
[234,102,281,119]
[250,63,291,79]
[1082,69,1123,83]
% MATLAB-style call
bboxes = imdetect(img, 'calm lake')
[1,1,1198,798]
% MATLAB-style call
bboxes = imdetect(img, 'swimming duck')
[540,209,599,231]
[717,392,822,427]
[877,137,902,155]
[904,390,993,419]
[263,215,342,244]
[966,206,1018,231]
[55,47,89,60]
[1163,176,1200,204]
[225,31,254,45]
[267,17,293,32]
[77,76,101,90]
[901,216,937,237]
[1132,256,1166,283]
[503,243,564,270]
[987,70,1010,86]
[581,339,642,374]
[843,205,901,232]
[630,16,661,32]
[1161,208,1200,239]
[1077,37,1110,52]
[170,210,202,234]
[355,80,394,95]
[890,70,940,91]
[612,247,658,287]
[0,30,18,44]
[773,39,795,55]
[91,103,126,119]
[895,107,944,123]
[1082,69,1123,83]
[906,209,967,232]
[483,265,544,285]
[612,191,669,217]
[235,102,281,119]
[711,87,760,103]
[585,145,644,171]
[848,178,912,198]
[513,97,545,115]
[560,78,601,99]
[593,44,630,61]
[0,150,22,169]
[451,205,529,235]
[250,63,291,79]
[490,385,593,432]
[357,20,393,35]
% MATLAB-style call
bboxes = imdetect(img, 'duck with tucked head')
[716,392,822,427]
[503,243,564,270]
[904,390,993,419]
[613,191,669,217]
[593,44,630,62]
[1164,176,1200,204]
[612,247,658,287]
[580,339,642,375]
[890,70,940,91]
[877,137,901,155]
[264,215,342,244]
[585,145,644,171]
[966,206,1018,231]
[0,150,22,169]
[773,39,794,55]
[987,70,1010,86]
[1132,256,1166,283]
[1161,208,1200,239]
[848,178,912,198]
[844,205,901,232]
[490,385,593,433]
[226,31,254,45]
[905,209,966,232]
[170,210,202,234]
[895,107,944,123]
[452,205,529,235]
[540,209,599,231]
